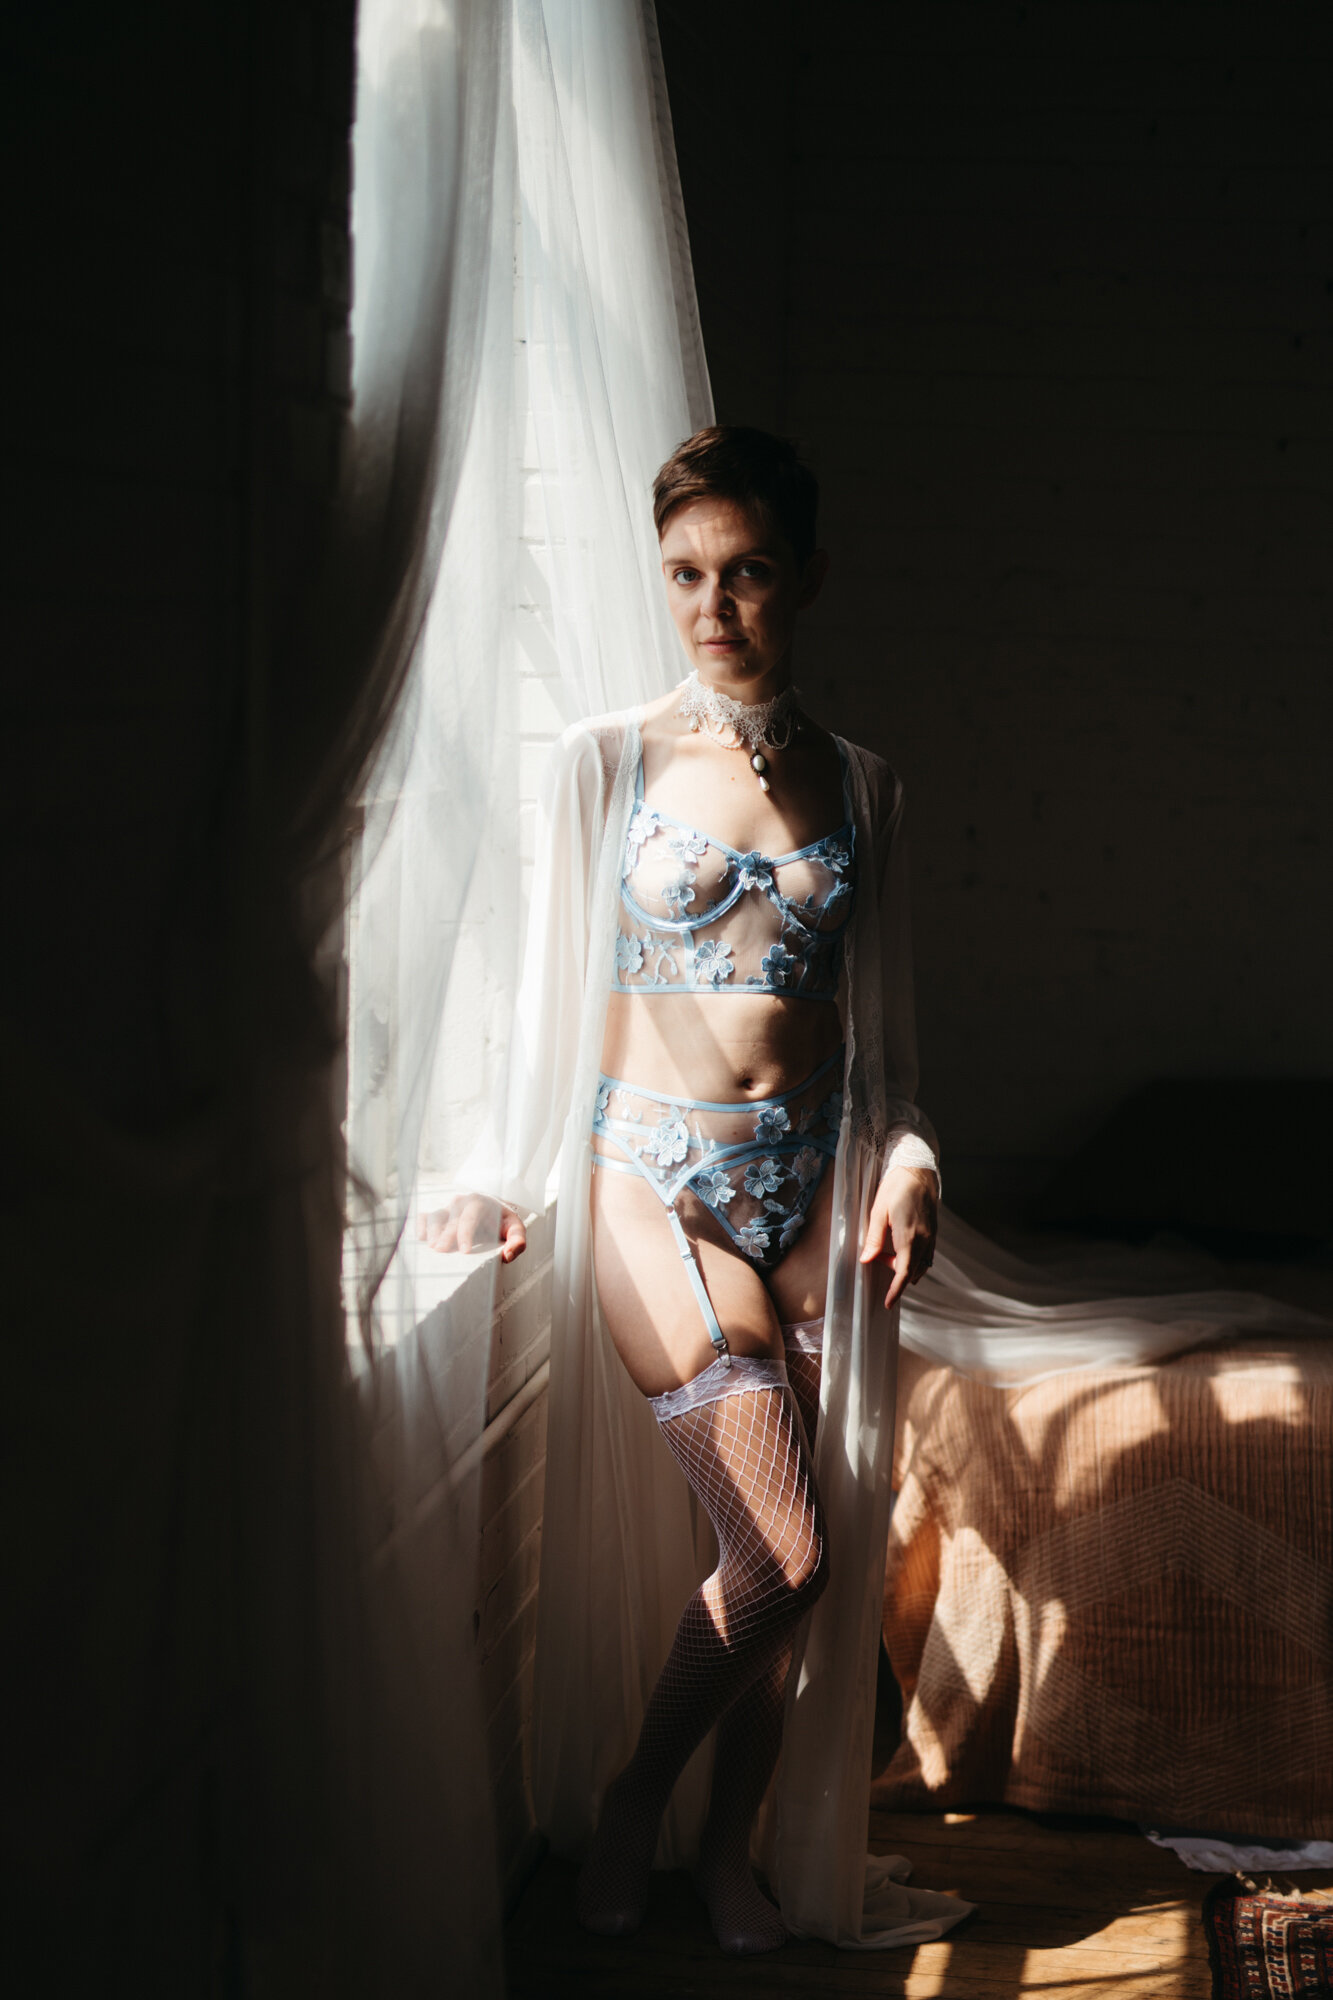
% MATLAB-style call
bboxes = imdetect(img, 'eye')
[671,565,701,585]
[735,561,771,581]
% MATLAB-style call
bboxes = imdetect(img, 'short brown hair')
[652,425,819,567]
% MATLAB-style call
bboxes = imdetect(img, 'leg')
[766,1158,833,1446]
[582,1125,831,1949]
[780,1328,823,1449]
[693,1314,824,1949]
[697,1643,791,1950]
[577,1380,827,1950]
[590,1162,785,1395]
[679,1169,832,1946]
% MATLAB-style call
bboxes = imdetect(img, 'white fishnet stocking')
[577,1383,827,1952]
[692,1326,824,1945]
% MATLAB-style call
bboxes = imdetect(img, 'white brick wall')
[474,1203,554,1896]
[368,1194,555,1895]
[479,1389,547,1882]
[460,196,567,1893]
[353,187,568,1898]
[515,195,569,907]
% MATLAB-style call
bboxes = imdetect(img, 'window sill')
[349,1181,557,1428]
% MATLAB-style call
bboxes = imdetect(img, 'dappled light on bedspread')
[876,1338,1333,1837]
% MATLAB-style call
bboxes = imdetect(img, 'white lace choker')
[676,670,802,793]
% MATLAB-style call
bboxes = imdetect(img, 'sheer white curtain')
[344,0,710,1978]
[349,0,708,1303]
[340,4,509,1992]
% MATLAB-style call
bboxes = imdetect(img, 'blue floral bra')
[612,743,856,999]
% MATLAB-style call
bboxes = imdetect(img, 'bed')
[874,1324,1333,1836]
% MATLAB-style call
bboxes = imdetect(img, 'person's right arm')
[418,721,613,1262]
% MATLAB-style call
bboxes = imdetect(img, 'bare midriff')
[599,989,844,1103]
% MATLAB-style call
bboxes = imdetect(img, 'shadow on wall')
[1034,1076,1333,1258]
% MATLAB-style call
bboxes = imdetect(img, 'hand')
[416,1193,528,1263]
[859,1166,937,1309]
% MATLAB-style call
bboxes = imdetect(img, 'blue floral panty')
[591,1049,844,1366]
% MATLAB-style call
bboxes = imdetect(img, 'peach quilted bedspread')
[875,1338,1333,1836]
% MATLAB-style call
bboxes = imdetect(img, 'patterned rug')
[1204,1876,1333,1998]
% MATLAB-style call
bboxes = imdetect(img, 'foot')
[576,1771,660,1937]
[696,1840,788,1955]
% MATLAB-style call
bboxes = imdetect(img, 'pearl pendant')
[750,752,767,772]
[757,774,771,793]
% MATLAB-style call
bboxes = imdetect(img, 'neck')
[677,667,802,761]
[692,655,792,706]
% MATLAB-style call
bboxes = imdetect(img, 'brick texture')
[475,1204,555,1896]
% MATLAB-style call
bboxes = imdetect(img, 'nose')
[701,575,733,619]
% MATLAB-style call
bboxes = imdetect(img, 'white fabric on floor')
[1145,1830,1333,1873]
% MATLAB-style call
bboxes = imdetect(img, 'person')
[420,427,963,1954]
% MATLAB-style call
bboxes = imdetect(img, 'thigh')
[763,1156,835,1327]
[590,1167,784,1398]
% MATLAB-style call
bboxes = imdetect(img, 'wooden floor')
[504,1805,1333,1997]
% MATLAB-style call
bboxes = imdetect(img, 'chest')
[622,736,855,944]
[636,731,848,854]
[623,812,853,929]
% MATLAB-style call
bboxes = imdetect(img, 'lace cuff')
[882,1132,941,1197]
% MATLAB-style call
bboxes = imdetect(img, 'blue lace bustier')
[612,744,856,999]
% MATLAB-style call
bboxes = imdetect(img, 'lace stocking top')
[613,744,856,998]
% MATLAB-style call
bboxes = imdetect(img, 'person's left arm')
[861,1164,937,1309]
[854,767,940,1308]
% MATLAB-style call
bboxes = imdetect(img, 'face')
[658,496,827,695]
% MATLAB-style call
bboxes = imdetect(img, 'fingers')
[420,1207,459,1254]
[907,1233,935,1285]
[456,1196,498,1254]
[883,1224,936,1307]
[859,1207,890,1265]
[418,1196,527,1260]
[883,1246,911,1309]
